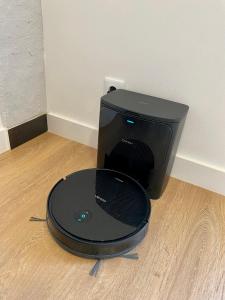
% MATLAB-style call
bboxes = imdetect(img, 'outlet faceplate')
[104,77,126,95]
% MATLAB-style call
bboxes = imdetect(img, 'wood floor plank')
[0,132,224,300]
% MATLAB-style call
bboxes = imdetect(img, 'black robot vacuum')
[47,169,151,259]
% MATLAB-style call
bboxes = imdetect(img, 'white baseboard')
[47,113,98,148]
[171,155,225,196]
[47,112,225,196]
[0,127,10,154]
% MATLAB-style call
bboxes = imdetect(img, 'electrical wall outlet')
[104,77,126,95]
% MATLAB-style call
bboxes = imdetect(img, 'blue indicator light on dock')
[126,119,135,124]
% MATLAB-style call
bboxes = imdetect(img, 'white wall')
[0,0,46,128]
[42,0,225,195]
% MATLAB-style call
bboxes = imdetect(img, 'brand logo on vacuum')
[122,138,133,145]
[95,195,107,203]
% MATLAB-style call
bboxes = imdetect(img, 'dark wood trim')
[8,114,48,149]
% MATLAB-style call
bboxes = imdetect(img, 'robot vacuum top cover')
[47,169,151,259]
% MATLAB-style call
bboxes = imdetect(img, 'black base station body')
[47,169,150,259]
[97,89,189,199]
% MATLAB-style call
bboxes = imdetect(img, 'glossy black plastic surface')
[98,90,189,199]
[101,89,189,122]
[47,169,150,258]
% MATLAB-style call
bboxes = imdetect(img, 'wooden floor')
[0,133,225,300]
